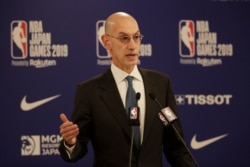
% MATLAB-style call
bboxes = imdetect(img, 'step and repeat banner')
[1,0,250,166]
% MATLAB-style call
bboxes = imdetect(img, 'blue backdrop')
[1,0,250,166]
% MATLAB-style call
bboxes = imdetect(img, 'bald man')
[59,12,195,167]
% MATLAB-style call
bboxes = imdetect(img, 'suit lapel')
[139,69,159,147]
[98,69,132,139]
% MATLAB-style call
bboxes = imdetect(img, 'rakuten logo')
[175,94,232,105]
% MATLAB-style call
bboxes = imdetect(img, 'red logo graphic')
[11,20,28,59]
[179,20,195,57]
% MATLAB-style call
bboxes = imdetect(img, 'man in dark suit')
[59,11,195,167]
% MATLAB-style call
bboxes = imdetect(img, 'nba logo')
[161,107,177,122]
[158,112,168,126]
[179,20,195,57]
[11,20,28,59]
[96,20,111,59]
[130,107,138,120]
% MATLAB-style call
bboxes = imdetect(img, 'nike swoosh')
[191,133,228,150]
[20,94,60,111]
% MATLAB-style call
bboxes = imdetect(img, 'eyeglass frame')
[106,33,144,44]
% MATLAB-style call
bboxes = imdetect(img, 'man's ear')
[101,35,111,50]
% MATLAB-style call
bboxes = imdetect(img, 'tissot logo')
[175,94,232,105]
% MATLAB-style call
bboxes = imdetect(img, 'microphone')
[149,93,199,167]
[129,92,140,126]
[129,92,141,167]
[136,92,141,105]
[149,93,177,125]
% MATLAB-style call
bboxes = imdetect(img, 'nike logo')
[191,133,228,150]
[20,94,60,111]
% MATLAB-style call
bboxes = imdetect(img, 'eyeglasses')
[106,34,144,44]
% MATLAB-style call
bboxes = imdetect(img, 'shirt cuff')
[63,141,76,159]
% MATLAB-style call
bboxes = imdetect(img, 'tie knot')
[126,76,134,85]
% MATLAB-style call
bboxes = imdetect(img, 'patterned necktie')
[125,76,140,149]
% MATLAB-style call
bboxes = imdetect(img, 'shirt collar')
[111,63,142,84]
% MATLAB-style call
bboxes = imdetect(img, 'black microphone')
[148,93,199,167]
[129,92,140,126]
[149,93,162,108]
[136,92,141,105]
[149,93,177,125]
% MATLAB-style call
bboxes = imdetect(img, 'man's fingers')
[60,113,69,123]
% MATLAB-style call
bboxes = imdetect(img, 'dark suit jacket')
[59,67,195,167]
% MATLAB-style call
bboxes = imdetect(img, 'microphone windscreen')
[136,92,141,100]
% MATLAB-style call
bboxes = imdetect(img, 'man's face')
[106,17,142,72]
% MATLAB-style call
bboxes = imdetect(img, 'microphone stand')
[149,93,199,167]
[128,92,141,167]
[171,123,199,167]
[129,129,134,167]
